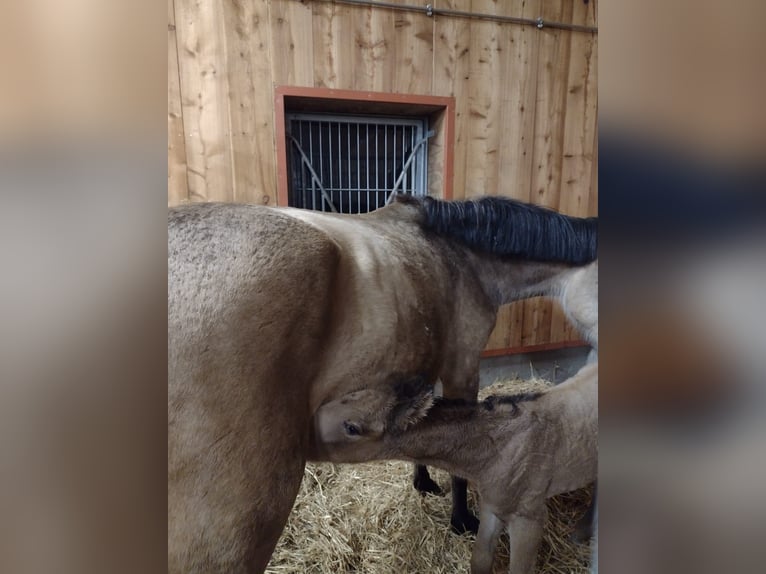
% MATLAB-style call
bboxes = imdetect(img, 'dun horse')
[168,195,596,573]
[308,363,598,574]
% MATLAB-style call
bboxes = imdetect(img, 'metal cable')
[306,0,598,34]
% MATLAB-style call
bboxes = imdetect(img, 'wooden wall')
[167,0,598,354]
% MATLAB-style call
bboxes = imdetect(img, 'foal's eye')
[343,421,361,436]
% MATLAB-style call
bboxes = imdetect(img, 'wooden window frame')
[275,86,455,206]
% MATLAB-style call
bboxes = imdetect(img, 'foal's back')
[482,363,597,516]
[535,362,598,496]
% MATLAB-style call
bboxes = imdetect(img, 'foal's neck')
[383,401,527,481]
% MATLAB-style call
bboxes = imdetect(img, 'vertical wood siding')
[167,0,598,353]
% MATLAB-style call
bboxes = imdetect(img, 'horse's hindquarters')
[168,204,342,572]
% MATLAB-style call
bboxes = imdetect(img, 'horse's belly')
[309,327,442,410]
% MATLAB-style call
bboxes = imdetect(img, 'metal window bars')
[286,113,431,213]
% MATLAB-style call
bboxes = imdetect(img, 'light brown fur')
[168,201,595,572]
[309,363,598,574]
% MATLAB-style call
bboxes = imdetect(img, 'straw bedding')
[266,376,594,574]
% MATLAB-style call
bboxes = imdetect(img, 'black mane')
[428,391,543,420]
[407,195,597,264]
[481,391,543,416]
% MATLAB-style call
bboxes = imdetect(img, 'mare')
[168,195,596,573]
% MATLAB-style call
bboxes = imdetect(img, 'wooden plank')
[496,0,540,204]
[463,1,501,199]
[432,0,471,200]
[250,0,278,207]
[366,4,396,92]
[481,0,541,350]
[175,0,234,202]
[168,0,189,206]
[507,0,543,350]
[351,6,375,92]
[221,0,276,205]
[528,1,571,211]
[310,0,333,88]
[349,4,396,92]
[270,0,314,87]
[312,1,355,89]
[589,119,598,215]
[550,15,598,343]
[559,29,597,215]
[390,8,434,94]
[520,1,572,347]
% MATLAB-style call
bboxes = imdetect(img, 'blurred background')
[598,1,766,572]
[0,2,167,574]
[1,1,764,573]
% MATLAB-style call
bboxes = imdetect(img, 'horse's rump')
[168,203,342,572]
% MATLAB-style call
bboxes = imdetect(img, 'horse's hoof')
[413,475,443,496]
[450,512,480,536]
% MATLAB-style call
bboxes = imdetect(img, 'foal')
[308,363,597,574]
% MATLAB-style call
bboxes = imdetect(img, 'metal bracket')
[536,17,544,29]
[385,129,435,205]
[425,4,433,17]
[287,134,339,213]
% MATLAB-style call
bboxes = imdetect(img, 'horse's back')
[168,203,341,573]
[168,203,340,395]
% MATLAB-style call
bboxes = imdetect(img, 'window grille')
[285,113,431,213]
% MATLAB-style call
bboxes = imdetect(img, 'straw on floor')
[266,376,594,574]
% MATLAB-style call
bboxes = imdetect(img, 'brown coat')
[310,363,598,574]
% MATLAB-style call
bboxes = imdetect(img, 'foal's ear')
[387,376,434,431]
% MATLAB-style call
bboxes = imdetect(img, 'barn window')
[285,113,432,213]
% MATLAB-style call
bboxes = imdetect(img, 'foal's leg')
[470,506,504,574]
[506,510,545,574]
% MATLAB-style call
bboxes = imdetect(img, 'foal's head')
[307,375,434,463]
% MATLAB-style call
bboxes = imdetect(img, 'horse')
[308,364,598,574]
[168,195,597,573]
[308,363,598,574]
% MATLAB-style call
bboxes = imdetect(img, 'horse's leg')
[413,463,443,495]
[470,506,504,574]
[442,372,481,535]
[246,454,306,572]
[506,509,545,574]
[169,426,305,574]
[450,476,479,534]
[572,482,598,543]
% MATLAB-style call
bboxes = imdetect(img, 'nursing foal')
[309,363,598,574]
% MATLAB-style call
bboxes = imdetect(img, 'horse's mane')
[481,392,544,416]
[427,391,544,420]
[400,195,597,264]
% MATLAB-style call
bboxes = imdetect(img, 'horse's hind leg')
[168,437,305,574]
[246,456,306,573]
[572,482,598,543]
